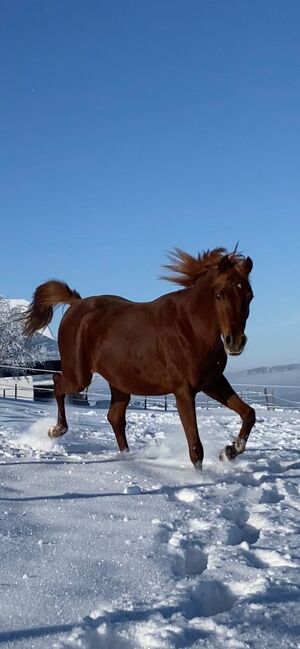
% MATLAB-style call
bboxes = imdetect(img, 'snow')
[0,375,33,401]
[6,299,30,311]
[0,398,299,648]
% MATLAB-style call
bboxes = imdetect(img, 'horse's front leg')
[203,375,256,460]
[175,387,203,469]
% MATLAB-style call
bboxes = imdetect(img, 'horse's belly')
[95,365,170,396]
[93,350,172,396]
[92,334,227,396]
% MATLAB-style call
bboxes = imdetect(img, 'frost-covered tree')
[0,298,45,374]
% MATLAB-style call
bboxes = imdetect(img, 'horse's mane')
[161,247,248,287]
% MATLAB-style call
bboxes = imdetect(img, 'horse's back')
[63,294,132,319]
[58,295,133,337]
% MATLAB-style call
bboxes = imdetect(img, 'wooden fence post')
[264,387,270,410]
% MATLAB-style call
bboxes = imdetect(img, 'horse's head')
[214,255,254,356]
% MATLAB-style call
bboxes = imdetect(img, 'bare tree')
[0,298,45,374]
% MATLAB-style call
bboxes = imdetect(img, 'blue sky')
[1,0,299,370]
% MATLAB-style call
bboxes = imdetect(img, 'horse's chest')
[189,348,227,391]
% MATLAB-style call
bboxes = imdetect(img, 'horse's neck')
[184,273,220,341]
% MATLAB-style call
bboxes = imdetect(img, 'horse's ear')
[243,256,253,274]
[218,255,234,274]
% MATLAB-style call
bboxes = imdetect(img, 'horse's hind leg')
[107,386,130,452]
[48,373,68,438]
[203,375,256,460]
[48,371,92,438]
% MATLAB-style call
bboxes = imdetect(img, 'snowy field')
[0,399,299,649]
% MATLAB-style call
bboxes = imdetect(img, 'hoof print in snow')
[222,506,262,546]
[186,580,237,617]
[124,484,142,495]
[172,544,208,577]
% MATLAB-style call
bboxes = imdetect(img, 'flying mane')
[161,247,248,287]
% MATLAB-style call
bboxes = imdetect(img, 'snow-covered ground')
[0,399,299,649]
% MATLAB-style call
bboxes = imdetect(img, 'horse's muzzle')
[222,333,247,356]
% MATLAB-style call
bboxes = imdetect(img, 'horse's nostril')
[225,334,233,347]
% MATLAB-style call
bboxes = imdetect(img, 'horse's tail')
[23,280,81,337]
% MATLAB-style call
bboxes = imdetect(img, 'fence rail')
[0,364,300,411]
[0,365,300,410]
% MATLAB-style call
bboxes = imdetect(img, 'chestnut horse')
[23,248,255,468]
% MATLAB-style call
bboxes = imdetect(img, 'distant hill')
[226,363,300,406]
[237,363,300,376]
[32,332,59,361]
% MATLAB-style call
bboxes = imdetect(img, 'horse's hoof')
[219,445,236,461]
[193,460,203,471]
[48,425,67,438]
[219,448,229,461]
[219,438,246,461]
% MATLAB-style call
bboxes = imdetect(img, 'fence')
[0,364,300,411]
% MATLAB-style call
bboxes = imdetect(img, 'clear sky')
[1,0,299,370]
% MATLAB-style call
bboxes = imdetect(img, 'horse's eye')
[215,293,221,300]
[236,283,242,289]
